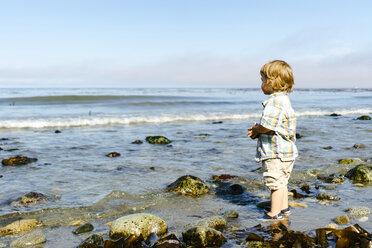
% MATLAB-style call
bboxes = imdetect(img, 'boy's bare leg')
[267,187,284,216]
[282,187,288,210]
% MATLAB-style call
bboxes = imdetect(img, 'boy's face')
[261,74,274,95]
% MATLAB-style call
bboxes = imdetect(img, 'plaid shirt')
[256,92,298,161]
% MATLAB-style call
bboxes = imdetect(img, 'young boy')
[248,60,298,220]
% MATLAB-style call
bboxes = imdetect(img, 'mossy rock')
[182,227,226,247]
[2,156,37,166]
[357,115,371,120]
[167,175,209,197]
[145,136,172,145]
[338,158,361,164]
[110,213,168,240]
[345,164,372,183]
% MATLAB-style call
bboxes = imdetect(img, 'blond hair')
[260,60,294,93]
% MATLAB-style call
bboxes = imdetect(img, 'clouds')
[1,47,371,88]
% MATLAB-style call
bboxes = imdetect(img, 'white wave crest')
[0,108,370,129]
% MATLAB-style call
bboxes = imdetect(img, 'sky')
[0,0,371,88]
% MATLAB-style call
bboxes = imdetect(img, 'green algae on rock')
[182,227,226,247]
[110,213,168,240]
[345,164,372,183]
[145,136,172,145]
[131,140,143,144]
[1,156,37,166]
[167,175,209,197]
[338,158,361,164]
[11,192,49,207]
[357,115,371,120]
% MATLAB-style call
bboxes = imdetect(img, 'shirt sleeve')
[260,105,284,132]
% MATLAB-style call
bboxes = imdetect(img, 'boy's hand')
[247,122,259,139]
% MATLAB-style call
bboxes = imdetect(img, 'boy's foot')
[281,207,291,217]
[260,212,283,221]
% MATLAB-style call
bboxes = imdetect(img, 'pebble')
[333,215,350,224]
[0,219,39,235]
[10,231,46,247]
[224,210,239,219]
[73,223,94,235]
[288,201,308,208]
[344,206,371,217]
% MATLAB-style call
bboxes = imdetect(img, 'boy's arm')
[248,122,273,139]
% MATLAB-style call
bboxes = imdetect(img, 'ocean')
[0,88,371,247]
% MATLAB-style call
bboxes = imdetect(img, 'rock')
[295,133,303,139]
[357,115,371,120]
[110,213,168,240]
[224,210,239,219]
[9,231,46,247]
[212,121,223,124]
[316,192,340,201]
[106,152,120,157]
[104,235,144,248]
[244,240,271,248]
[186,216,227,231]
[77,234,104,248]
[317,174,345,184]
[326,223,339,229]
[55,130,61,133]
[344,206,371,217]
[321,146,333,150]
[2,156,37,166]
[329,113,341,116]
[182,227,226,247]
[12,192,48,207]
[212,174,238,180]
[145,136,172,145]
[345,164,372,183]
[338,158,361,164]
[288,201,308,208]
[333,215,350,224]
[131,140,143,144]
[256,201,271,209]
[353,144,366,149]
[167,175,209,197]
[73,223,94,235]
[152,233,182,248]
[0,219,39,235]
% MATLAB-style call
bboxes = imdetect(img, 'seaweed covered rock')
[167,175,209,197]
[345,164,372,183]
[2,156,37,166]
[338,158,361,164]
[357,115,371,120]
[145,136,172,145]
[182,227,226,247]
[110,213,168,240]
[77,234,104,248]
[131,140,143,144]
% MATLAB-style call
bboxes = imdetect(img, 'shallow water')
[0,88,371,247]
